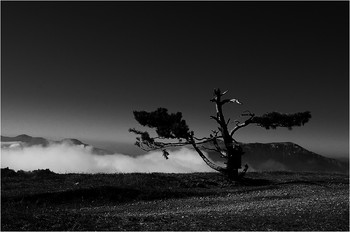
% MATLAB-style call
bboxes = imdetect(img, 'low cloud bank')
[1,143,214,173]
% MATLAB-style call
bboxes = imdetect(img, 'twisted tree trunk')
[211,89,244,180]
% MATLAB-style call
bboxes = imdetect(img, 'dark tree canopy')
[130,88,312,180]
[251,111,312,130]
[133,108,190,139]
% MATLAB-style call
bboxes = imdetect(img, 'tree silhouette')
[130,88,311,180]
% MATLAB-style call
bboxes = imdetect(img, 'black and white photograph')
[1,1,349,231]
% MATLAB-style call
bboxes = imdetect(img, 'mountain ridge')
[1,135,112,155]
[204,140,348,174]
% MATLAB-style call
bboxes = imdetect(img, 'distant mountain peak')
[15,134,32,139]
[61,138,85,146]
[16,134,31,137]
[1,134,49,147]
[1,134,113,156]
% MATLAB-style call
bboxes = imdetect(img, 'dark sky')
[2,2,349,157]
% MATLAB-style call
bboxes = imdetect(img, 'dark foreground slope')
[1,169,349,231]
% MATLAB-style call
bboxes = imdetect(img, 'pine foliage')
[133,108,190,139]
[251,111,311,130]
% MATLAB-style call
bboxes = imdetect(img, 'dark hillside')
[1,134,49,147]
[242,142,348,173]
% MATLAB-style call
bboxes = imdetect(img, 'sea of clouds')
[1,143,214,173]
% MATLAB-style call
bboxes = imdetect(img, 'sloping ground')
[1,170,349,231]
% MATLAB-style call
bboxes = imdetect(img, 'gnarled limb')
[230,112,255,137]
[191,141,226,172]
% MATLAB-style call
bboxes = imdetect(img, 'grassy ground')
[1,170,349,231]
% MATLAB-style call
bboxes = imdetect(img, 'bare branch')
[230,123,248,137]
[221,90,228,96]
[210,115,221,125]
[193,134,222,142]
[221,98,242,105]
[136,130,224,154]
[211,130,219,137]
[191,142,226,172]
[230,113,255,137]
[135,137,191,152]
[194,137,223,146]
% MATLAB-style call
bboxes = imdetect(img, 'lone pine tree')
[130,88,311,180]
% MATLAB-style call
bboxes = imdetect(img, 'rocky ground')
[1,170,349,231]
